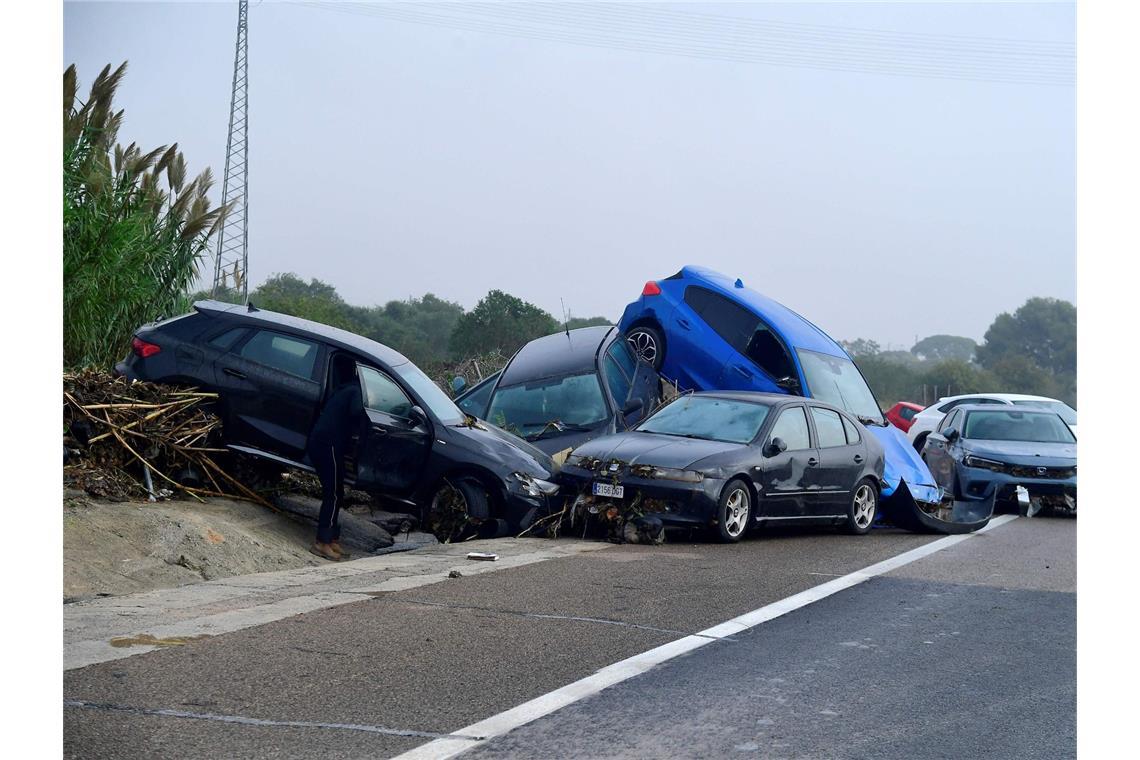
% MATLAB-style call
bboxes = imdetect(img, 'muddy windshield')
[638,396,771,444]
[487,373,609,439]
[796,349,884,423]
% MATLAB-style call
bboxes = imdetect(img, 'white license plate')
[592,482,624,499]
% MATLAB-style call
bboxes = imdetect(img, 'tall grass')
[64,63,230,368]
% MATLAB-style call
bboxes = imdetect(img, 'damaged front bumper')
[879,480,995,535]
[558,460,723,529]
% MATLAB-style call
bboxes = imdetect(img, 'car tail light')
[131,336,161,358]
[642,281,661,296]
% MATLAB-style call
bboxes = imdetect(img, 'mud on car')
[116,300,560,535]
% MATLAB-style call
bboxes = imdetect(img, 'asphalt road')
[63,517,1075,759]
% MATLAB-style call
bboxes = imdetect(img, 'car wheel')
[844,478,878,535]
[716,479,752,543]
[626,325,665,371]
[428,479,491,543]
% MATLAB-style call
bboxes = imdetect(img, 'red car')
[885,402,924,433]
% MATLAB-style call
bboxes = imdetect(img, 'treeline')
[843,297,1076,408]
[205,273,610,373]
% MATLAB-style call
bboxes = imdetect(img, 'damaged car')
[115,300,560,535]
[616,265,977,533]
[453,326,663,458]
[559,392,886,542]
[921,405,1076,518]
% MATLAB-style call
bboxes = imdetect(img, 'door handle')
[223,368,246,379]
[853,455,864,464]
[371,426,388,436]
[676,318,691,330]
[733,365,751,377]
[807,457,818,467]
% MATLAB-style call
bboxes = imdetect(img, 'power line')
[295,1,1073,87]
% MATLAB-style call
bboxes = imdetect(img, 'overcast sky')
[64,1,1074,349]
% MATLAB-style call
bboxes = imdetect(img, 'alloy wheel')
[627,331,657,365]
[852,484,876,530]
[723,487,749,538]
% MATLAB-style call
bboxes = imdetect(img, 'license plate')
[592,482,624,499]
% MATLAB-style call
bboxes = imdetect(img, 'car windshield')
[963,410,1076,443]
[392,362,465,425]
[487,372,609,438]
[638,396,772,444]
[1011,399,1077,425]
[796,349,884,422]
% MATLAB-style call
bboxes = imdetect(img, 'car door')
[602,338,660,428]
[755,404,817,518]
[353,365,432,495]
[806,406,864,516]
[211,328,324,461]
[671,286,750,391]
[923,409,961,492]
[455,371,500,418]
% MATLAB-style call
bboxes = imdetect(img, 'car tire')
[428,479,492,542]
[715,478,752,543]
[626,325,665,371]
[844,478,878,535]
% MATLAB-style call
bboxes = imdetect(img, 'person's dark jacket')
[307,382,365,453]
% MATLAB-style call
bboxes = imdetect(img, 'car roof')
[935,392,1061,403]
[498,326,616,387]
[955,404,1062,415]
[685,390,847,414]
[194,300,410,367]
[678,266,847,358]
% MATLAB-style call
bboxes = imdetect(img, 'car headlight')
[510,472,560,498]
[963,455,1006,472]
[647,466,704,483]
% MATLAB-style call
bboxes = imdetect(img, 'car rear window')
[899,407,917,421]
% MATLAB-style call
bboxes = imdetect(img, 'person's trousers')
[308,441,344,544]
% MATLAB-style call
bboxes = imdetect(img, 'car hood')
[526,428,609,457]
[451,420,557,477]
[570,431,743,470]
[963,440,1076,466]
[868,424,939,502]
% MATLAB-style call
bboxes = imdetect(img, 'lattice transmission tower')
[211,0,250,303]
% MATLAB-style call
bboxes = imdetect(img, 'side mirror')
[942,427,959,441]
[622,398,645,416]
[765,437,788,457]
[451,376,467,395]
[408,405,428,428]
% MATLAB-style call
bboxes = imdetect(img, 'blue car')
[617,266,972,532]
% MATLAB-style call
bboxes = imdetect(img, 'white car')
[906,393,1077,450]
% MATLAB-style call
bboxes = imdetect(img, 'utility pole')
[212,0,250,303]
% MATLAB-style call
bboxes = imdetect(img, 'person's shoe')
[329,541,351,559]
[309,542,342,561]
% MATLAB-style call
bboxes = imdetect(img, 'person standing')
[307,361,365,561]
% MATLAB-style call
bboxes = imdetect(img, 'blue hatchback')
[618,266,948,523]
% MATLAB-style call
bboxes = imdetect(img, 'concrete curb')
[65,538,613,671]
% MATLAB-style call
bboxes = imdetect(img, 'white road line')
[392,514,1019,760]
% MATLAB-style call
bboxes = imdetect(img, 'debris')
[466,552,498,561]
[448,569,463,578]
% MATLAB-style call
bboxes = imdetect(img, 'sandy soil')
[63,491,324,602]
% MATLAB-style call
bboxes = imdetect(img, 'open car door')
[353,365,432,496]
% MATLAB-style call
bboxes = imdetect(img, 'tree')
[838,338,881,358]
[920,360,997,398]
[911,335,978,363]
[565,316,612,329]
[449,290,559,357]
[251,273,360,332]
[64,63,229,368]
[976,298,1076,377]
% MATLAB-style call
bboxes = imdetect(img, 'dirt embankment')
[63,491,325,602]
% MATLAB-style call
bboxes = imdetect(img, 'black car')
[115,300,560,531]
[558,392,886,542]
[922,404,1076,516]
[453,326,663,457]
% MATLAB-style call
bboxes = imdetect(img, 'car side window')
[769,406,812,450]
[684,286,758,354]
[899,407,917,421]
[207,327,248,351]
[239,331,319,379]
[607,339,638,378]
[457,375,496,417]
[811,407,847,448]
[603,352,632,405]
[939,409,960,432]
[744,326,797,381]
[358,366,413,418]
[841,414,862,444]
